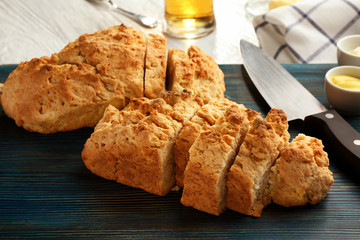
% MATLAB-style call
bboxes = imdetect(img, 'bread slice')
[174,98,259,187]
[166,46,225,103]
[226,108,290,217]
[188,45,225,102]
[166,48,195,93]
[174,98,235,187]
[82,90,204,196]
[270,134,334,207]
[1,25,146,133]
[180,104,254,215]
[144,34,167,99]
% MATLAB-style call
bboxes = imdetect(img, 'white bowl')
[337,35,360,66]
[325,66,360,115]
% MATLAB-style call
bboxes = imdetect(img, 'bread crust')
[82,91,204,196]
[188,45,225,102]
[166,46,225,103]
[226,108,290,217]
[55,24,146,99]
[2,57,128,133]
[270,134,334,207]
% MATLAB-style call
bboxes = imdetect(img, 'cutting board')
[1,64,359,239]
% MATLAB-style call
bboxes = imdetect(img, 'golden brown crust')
[82,91,204,196]
[226,108,290,217]
[270,134,334,207]
[160,90,204,125]
[1,25,146,133]
[180,104,252,215]
[55,24,146,99]
[166,48,195,92]
[144,34,167,99]
[188,45,225,102]
[166,46,225,103]
[2,57,128,133]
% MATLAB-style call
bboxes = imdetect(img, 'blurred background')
[0,0,260,65]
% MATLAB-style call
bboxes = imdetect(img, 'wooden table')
[0,0,258,65]
[1,64,359,239]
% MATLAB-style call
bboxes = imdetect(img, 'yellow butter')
[268,0,303,10]
[348,47,360,56]
[330,75,360,91]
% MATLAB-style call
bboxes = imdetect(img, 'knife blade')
[240,39,360,175]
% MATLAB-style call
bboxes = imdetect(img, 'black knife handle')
[304,110,360,175]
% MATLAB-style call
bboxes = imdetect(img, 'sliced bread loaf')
[82,90,204,196]
[226,108,290,217]
[180,104,254,215]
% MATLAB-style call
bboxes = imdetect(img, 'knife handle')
[304,110,360,176]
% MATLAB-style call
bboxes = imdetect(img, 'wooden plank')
[0,64,359,239]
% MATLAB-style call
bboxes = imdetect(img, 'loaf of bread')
[81,101,333,215]
[1,24,225,134]
[270,134,334,207]
[82,90,204,196]
[180,104,259,215]
[166,46,225,103]
[0,25,151,133]
[1,57,130,133]
[226,108,290,217]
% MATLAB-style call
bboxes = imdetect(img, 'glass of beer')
[245,0,269,19]
[163,0,216,39]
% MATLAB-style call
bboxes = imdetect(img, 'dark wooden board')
[0,64,359,239]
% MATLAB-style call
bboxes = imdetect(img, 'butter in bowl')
[337,35,360,66]
[325,66,360,115]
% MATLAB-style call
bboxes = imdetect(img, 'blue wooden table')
[1,64,359,239]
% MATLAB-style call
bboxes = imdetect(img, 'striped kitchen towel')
[253,0,360,63]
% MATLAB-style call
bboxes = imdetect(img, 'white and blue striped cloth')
[253,0,360,63]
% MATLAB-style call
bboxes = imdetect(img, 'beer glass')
[245,0,269,19]
[163,0,216,39]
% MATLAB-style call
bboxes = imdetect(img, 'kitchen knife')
[240,39,360,174]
